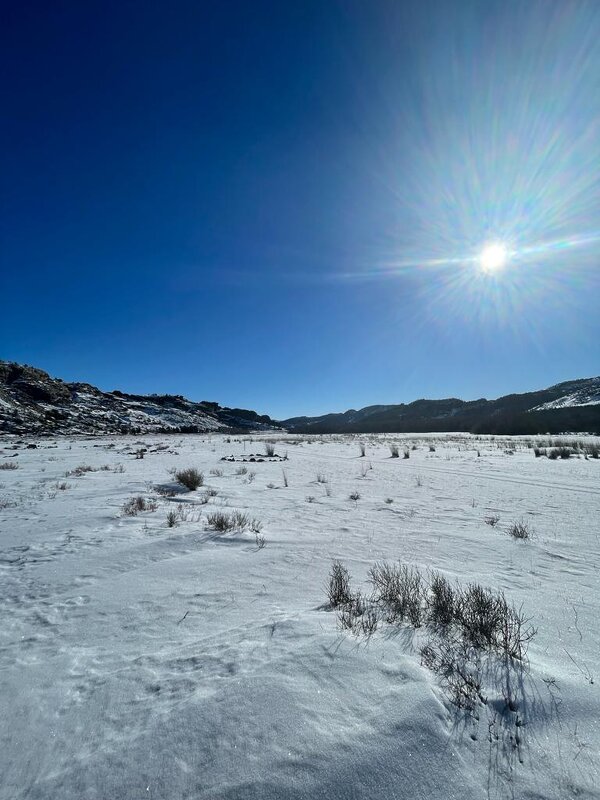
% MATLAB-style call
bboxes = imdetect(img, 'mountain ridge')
[0,361,277,435]
[1,360,599,436]
[280,377,600,435]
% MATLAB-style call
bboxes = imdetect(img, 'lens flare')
[479,243,508,272]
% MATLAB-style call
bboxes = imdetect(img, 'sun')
[479,242,508,272]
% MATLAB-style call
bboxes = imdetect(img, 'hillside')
[0,362,277,435]
[282,377,600,435]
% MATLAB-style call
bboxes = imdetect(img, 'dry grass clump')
[175,468,204,491]
[507,519,532,539]
[548,447,572,460]
[65,464,96,477]
[206,510,254,532]
[0,462,19,470]
[327,560,352,608]
[122,496,158,516]
[327,559,536,662]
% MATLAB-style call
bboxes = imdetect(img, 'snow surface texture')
[1,433,599,799]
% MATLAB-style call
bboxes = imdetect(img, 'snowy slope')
[0,361,277,435]
[532,377,600,411]
[1,433,599,799]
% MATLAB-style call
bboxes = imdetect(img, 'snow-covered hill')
[531,377,600,411]
[0,362,277,435]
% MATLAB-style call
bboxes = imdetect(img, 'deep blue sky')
[2,1,599,417]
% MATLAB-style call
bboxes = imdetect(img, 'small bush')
[533,447,546,458]
[55,481,71,491]
[389,444,399,458]
[549,447,571,460]
[206,510,250,532]
[428,571,455,626]
[369,562,425,627]
[457,583,504,648]
[166,510,178,528]
[122,496,158,516]
[429,445,436,452]
[316,472,328,483]
[175,468,204,491]
[205,487,218,497]
[507,520,532,539]
[403,448,410,459]
[349,490,361,501]
[236,466,248,476]
[359,442,366,457]
[484,515,500,527]
[328,561,352,608]
[264,442,276,457]
[384,497,394,504]
[0,462,19,470]
[210,468,224,477]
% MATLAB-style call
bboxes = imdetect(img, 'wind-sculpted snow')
[0,433,599,799]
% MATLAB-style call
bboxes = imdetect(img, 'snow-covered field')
[1,433,599,800]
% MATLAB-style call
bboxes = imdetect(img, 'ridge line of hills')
[1,360,599,436]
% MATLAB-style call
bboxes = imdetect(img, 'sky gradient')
[2,0,599,418]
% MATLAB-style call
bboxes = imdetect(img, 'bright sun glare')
[479,242,508,272]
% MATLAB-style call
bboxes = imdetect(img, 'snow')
[533,378,600,411]
[1,433,599,799]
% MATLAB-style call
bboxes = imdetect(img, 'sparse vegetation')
[327,560,352,607]
[507,519,532,539]
[155,484,177,497]
[389,444,399,458]
[166,510,178,527]
[349,490,361,501]
[485,514,500,527]
[329,559,536,664]
[175,468,204,491]
[265,442,276,457]
[206,510,251,532]
[66,464,96,477]
[122,496,158,516]
[0,462,19,470]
